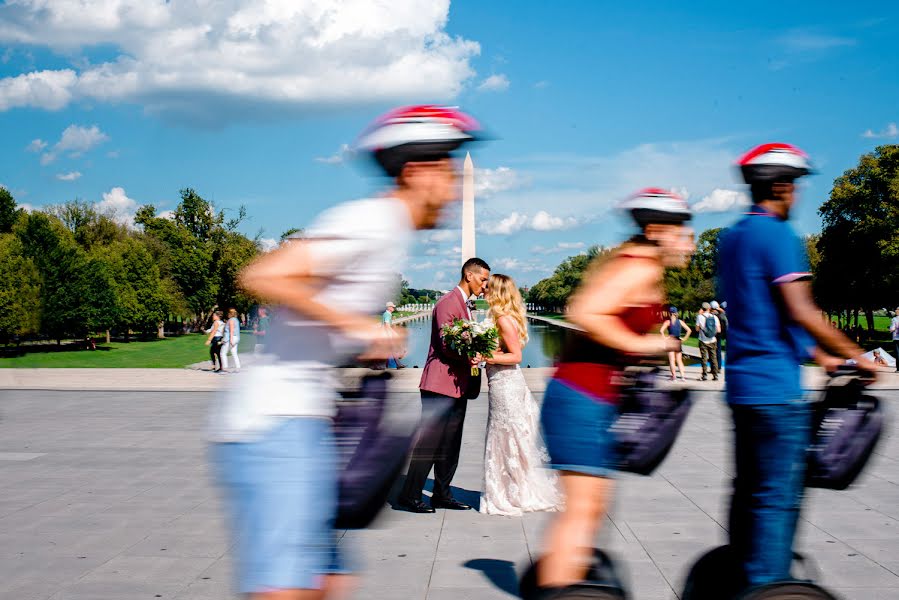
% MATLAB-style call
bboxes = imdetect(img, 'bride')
[480,274,561,516]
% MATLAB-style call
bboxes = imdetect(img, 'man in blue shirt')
[719,143,876,588]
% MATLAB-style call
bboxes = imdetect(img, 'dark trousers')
[894,340,899,371]
[210,337,223,368]
[716,336,725,371]
[400,391,468,503]
[728,402,810,586]
[699,340,719,376]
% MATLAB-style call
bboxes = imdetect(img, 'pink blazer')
[419,290,476,398]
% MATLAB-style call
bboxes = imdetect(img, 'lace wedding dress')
[480,361,561,516]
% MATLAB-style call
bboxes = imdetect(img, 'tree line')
[0,187,262,344]
[527,144,899,329]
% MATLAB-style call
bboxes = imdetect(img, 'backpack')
[702,314,717,339]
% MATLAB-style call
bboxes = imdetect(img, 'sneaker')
[713,375,719,381]
[701,375,708,381]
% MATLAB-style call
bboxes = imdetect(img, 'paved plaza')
[0,376,897,599]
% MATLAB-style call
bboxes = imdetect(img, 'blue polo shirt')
[718,205,814,404]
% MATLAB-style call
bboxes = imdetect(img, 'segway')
[682,367,883,599]
[520,368,693,599]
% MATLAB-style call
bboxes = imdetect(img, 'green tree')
[816,144,899,331]
[527,246,606,310]
[0,234,41,341]
[0,186,19,234]
[100,238,173,337]
[49,200,125,250]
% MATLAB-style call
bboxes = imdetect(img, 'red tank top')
[554,303,662,404]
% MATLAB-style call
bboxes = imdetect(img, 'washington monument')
[461,152,476,265]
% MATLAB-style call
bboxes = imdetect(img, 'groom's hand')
[470,353,482,365]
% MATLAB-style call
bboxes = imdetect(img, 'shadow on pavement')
[464,558,520,596]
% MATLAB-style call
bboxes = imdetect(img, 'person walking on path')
[696,301,720,380]
[719,142,877,588]
[712,300,728,373]
[891,307,899,372]
[252,307,270,354]
[660,307,691,381]
[209,105,483,600]
[205,311,225,372]
[221,308,242,373]
[397,257,491,513]
[381,302,406,369]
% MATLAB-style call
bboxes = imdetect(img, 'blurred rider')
[539,189,694,590]
[210,106,481,600]
[719,143,877,587]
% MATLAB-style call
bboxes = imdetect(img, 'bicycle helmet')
[620,188,691,227]
[355,105,481,177]
[738,143,814,185]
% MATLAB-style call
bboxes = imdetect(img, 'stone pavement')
[0,382,897,599]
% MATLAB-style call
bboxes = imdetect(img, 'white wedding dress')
[480,337,561,516]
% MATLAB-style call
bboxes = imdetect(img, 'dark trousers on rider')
[728,402,810,586]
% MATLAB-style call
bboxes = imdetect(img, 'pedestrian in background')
[696,301,721,381]
[205,311,225,372]
[660,306,691,381]
[221,307,241,373]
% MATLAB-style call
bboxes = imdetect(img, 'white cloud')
[778,30,856,52]
[55,171,81,181]
[531,210,578,231]
[531,241,585,255]
[477,73,510,92]
[481,212,529,235]
[692,188,750,213]
[39,124,109,164]
[315,143,352,164]
[534,80,549,89]
[493,257,550,274]
[474,166,528,197]
[25,138,46,152]
[158,209,175,220]
[408,260,435,271]
[862,122,899,139]
[423,228,460,243]
[95,186,138,226]
[257,237,278,252]
[0,0,480,124]
[480,210,579,235]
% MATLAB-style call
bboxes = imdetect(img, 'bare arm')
[239,239,383,344]
[486,316,523,365]
[567,257,669,356]
[779,281,873,371]
[659,321,669,336]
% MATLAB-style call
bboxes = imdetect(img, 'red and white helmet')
[356,105,481,176]
[620,188,691,226]
[737,143,813,185]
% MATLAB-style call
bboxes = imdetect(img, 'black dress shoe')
[430,497,471,510]
[396,499,435,514]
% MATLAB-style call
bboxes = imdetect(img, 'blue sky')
[1,1,897,290]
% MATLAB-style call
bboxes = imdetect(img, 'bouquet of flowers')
[440,318,499,376]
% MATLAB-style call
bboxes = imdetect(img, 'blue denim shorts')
[541,379,618,477]
[212,417,350,593]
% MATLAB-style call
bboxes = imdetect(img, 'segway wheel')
[519,549,626,600]
[738,582,839,599]
[681,545,744,600]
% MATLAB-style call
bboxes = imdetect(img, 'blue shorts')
[212,418,350,593]
[541,379,618,477]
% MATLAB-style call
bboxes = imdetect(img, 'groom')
[397,257,491,513]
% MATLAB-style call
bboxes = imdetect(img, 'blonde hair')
[228,308,238,318]
[487,274,528,346]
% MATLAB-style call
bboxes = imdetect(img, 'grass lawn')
[0,333,261,368]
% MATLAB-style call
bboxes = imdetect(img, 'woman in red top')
[538,189,695,590]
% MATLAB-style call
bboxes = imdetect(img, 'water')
[398,312,575,368]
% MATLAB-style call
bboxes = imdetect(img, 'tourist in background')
[205,311,225,372]
[891,307,899,372]
[381,301,406,369]
[696,301,720,381]
[253,307,270,354]
[660,306,691,381]
[221,307,241,373]
[712,300,728,374]
[480,273,560,516]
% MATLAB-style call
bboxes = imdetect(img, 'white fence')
[399,303,551,313]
